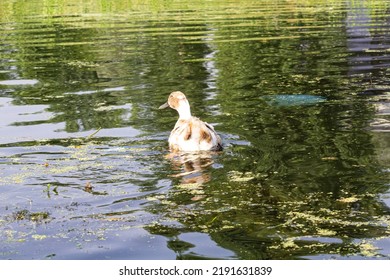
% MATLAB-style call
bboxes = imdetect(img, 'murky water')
[0,0,389,260]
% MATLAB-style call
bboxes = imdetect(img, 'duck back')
[169,117,222,152]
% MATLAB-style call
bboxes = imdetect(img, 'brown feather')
[184,121,192,140]
[200,126,212,143]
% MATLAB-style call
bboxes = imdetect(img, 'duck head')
[159,91,192,120]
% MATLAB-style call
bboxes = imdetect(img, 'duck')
[159,91,222,152]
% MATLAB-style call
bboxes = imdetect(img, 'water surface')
[0,0,389,260]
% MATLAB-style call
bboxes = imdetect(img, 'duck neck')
[177,102,192,120]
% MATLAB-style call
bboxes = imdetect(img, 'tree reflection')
[1,0,389,260]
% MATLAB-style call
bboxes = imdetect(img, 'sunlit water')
[0,0,389,260]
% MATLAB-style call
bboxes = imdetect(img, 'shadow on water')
[0,0,390,259]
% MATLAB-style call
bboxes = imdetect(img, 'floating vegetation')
[1,0,390,261]
[227,170,255,182]
[281,238,299,249]
[84,127,102,141]
[2,229,28,243]
[357,240,380,257]
[66,60,100,68]
[317,229,337,236]
[9,210,50,223]
[337,196,360,203]
[32,234,48,241]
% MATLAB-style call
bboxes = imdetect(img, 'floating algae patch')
[32,234,48,240]
[8,210,50,223]
[316,228,337,236]
[0,142,148,187]
[1,229,28,243]
[0,158,109,186]
[0,210,51,243]
[268,234,385,259]
[176,182,204,190]
[264,189,390,258]
[175,182,205,198]
[283,210,379,232]
[281,237,299,249]
[268,235,331,256]
[278,191,390,234]
[227,170,255,182]
[357,240,380,258]
[337,196,360,203]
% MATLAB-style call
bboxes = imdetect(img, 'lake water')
[0,0,389,260]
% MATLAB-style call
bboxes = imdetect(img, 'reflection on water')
[166,151,221,186]
[0,0,390,259]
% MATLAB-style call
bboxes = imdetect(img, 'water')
[0,0,389,260]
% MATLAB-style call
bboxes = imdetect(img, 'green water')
[0,0,389,259]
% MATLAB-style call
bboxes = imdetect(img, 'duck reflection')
[166,151,218,185]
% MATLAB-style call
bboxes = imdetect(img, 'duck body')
[159,91,222,152]
[168,116,221,152]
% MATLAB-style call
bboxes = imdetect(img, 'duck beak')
[159,102,169,109]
